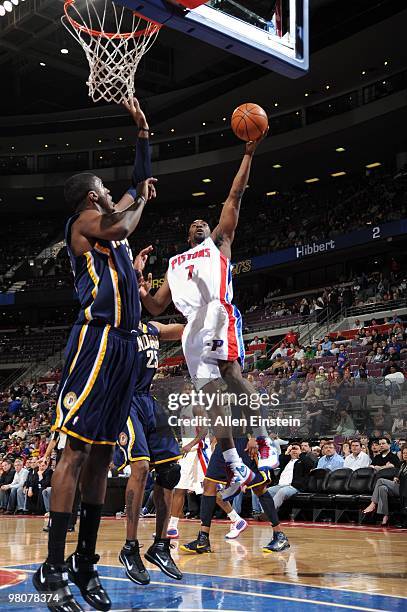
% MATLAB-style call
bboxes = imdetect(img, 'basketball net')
[62,0,161,104]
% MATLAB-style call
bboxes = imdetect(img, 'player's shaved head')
[64,172,100,210]
[188,219,211,246]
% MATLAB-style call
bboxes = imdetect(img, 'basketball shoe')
[145,537,182,580]
[33,562,83,612]
[225,518,248,539]
[180,531,211,554]
[221,464,256,502]
[262,531,290,553]
[66,552,111,611]
[119,540,150,585]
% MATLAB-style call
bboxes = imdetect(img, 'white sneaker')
[225,519,248,539]
[221,464,254,501]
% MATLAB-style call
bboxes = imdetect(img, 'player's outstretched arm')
[115,97,152,211]
[140,274,173,316]
[211,136,265,256]
[150,321,185,341]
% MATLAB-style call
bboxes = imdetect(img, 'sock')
[198,530,210,540]
[222,448,242,469]
[46,511,71,566]
[227,509,240,523]
[200,495,217,528]
[124,539,138,550]
[169,516,179,529]
[76,502,103,558]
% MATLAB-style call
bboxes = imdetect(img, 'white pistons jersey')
[167,237,245,386]
[167,237,233,319]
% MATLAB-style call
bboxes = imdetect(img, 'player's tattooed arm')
[211,137,264,253]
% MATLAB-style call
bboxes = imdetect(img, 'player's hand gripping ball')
[231,103,269,142]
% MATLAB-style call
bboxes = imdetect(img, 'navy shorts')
[205,437,267,490]
[52,323,139,445]
[114,393,182,469]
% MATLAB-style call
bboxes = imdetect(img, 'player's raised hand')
[123,96,149,131]
[133,245,154,273]
[136,177,158,203]
[139,272,153,298]
[245,126,269,156]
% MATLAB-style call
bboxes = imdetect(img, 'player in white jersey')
[139,135,268,501]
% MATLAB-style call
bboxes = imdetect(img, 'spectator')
[317,442,344,471]
[336,407,356,436]
[0,459,15,512]
[371,437,401,471]
[343,440,371,470]
[1,458,28,514]
[363,444,407,526]
[300,440,319,466]
[267,443,314,509]
[321,335,332,355]
[311,446,322,460]
[284,329,298,346]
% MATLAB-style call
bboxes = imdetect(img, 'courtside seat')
[334,467,376,521]
[290,469,329,520]
[312,468,352,522]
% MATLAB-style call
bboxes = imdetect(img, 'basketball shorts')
[182,300,245,389]
[52,323,140,445]
[205,437,268,490]
[176,438,211,494]
[114,393,182,469]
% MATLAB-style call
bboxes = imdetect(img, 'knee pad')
[155,462,181,490]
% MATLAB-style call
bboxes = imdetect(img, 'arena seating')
[288,466,400,523]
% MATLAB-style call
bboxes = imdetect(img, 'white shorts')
[176,440,211,494]
[182,300,245,390]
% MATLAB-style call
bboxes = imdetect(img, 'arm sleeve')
[129,137,152,195]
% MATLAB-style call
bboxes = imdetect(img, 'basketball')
[231,103,269,142]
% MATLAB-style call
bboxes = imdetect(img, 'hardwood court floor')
[0,516,406,611]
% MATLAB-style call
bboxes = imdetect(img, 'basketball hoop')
[62,0,162,104]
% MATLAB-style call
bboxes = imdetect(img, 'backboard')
[116,0,309,78]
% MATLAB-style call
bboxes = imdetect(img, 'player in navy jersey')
[114,320,185,584]
[33,99,156,612]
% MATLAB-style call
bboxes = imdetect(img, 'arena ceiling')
[0,0,405,116]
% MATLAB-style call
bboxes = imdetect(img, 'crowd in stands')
[1,167,405,294]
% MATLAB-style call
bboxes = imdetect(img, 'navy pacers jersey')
[134,322,160,394]
[65,214,141,331]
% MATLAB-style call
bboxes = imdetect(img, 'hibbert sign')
[296,239,336,259]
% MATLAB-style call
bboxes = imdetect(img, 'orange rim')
[63,0,162,39]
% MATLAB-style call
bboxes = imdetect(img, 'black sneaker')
[262,531,290,553]
[119,541,150,585]
[144,537,182,580]
[66,552,111,611]
[180,531,211,554]
[32,562,83,612]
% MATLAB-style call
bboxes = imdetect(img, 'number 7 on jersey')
[185,265,194,280]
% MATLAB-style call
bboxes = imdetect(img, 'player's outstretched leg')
[180,478,217,554]
[33,437,92,612]
[144,462,182,580]
[255,489,290,553]
[119,460,151,585]
[65,444,113,611]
